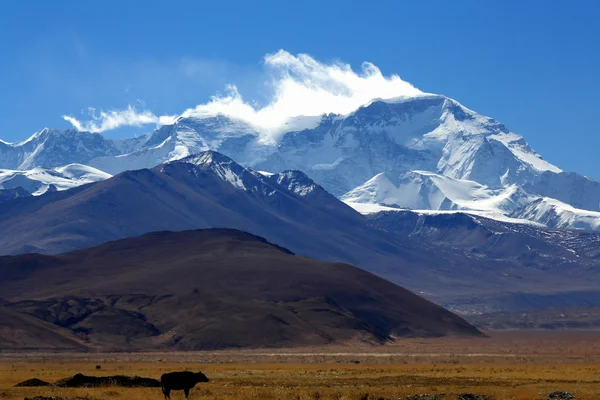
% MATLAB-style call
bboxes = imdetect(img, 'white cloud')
[63,50,426,138]
[62,115,83,131]
[62,106,163,133]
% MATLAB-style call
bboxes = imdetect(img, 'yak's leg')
[184,387,190,399]
[162,385,171,399]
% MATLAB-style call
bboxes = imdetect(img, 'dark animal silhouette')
[160,371,209,399]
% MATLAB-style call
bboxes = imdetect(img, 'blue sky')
[1,0,598,177]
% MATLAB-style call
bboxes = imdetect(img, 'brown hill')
[0,229,481,350]
[0,306,87,351]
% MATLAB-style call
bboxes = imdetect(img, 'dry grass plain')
[2,331,600,400]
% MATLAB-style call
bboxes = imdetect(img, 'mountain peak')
[269,170,319,197]
[166,151,250,191]
[178,150,232,166]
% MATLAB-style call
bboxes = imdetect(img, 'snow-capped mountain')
[0,128,120,170]
[252,95,562,195]
[2,94,599,230]
[526,171,600,212]
[341,169,600,231]
[0,164,111,195]
[341,170,532,217]
[512,197,600,231]
[91,116,263,174]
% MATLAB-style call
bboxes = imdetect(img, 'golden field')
[1,332,600,400]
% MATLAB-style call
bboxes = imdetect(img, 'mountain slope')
[365,208,600,313]
[512,197,600,231]
[0,151,395,270]
[90,116,262,174]
[341,170,532,217]
[0,128,120,170]
[0,187,30,204]
[0,229,481,350]
[0,306,89,351]
[0,164,110,195]
[344,171,600,231]
[248,96,563,196]
[526,171,600,212]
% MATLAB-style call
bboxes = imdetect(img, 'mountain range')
[2,150,600,315]
[2,95,599,231]
[2,91,600,319]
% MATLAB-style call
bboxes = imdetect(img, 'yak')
[160,371,209,399]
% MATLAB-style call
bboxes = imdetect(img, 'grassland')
[1,332,600,400]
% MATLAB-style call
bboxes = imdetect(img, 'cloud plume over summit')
[62,106,174,133]
[63,50,425,139]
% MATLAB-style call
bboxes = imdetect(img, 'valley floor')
[2,331,600,400]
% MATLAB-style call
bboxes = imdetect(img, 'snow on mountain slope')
[512,197,600,231]
[251,95,562,196]
[88,116,263,174]
[164,153,358,224]
[344,201,543,226]
[268,170,319,197]
[526,171,600,212]
[0,129,120,170]
[0,164,111,195]
[490,132,560,173]
[174,151,250,190]
[54,164,112,181]
[342,168,600,231]
[341,170,532,214]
